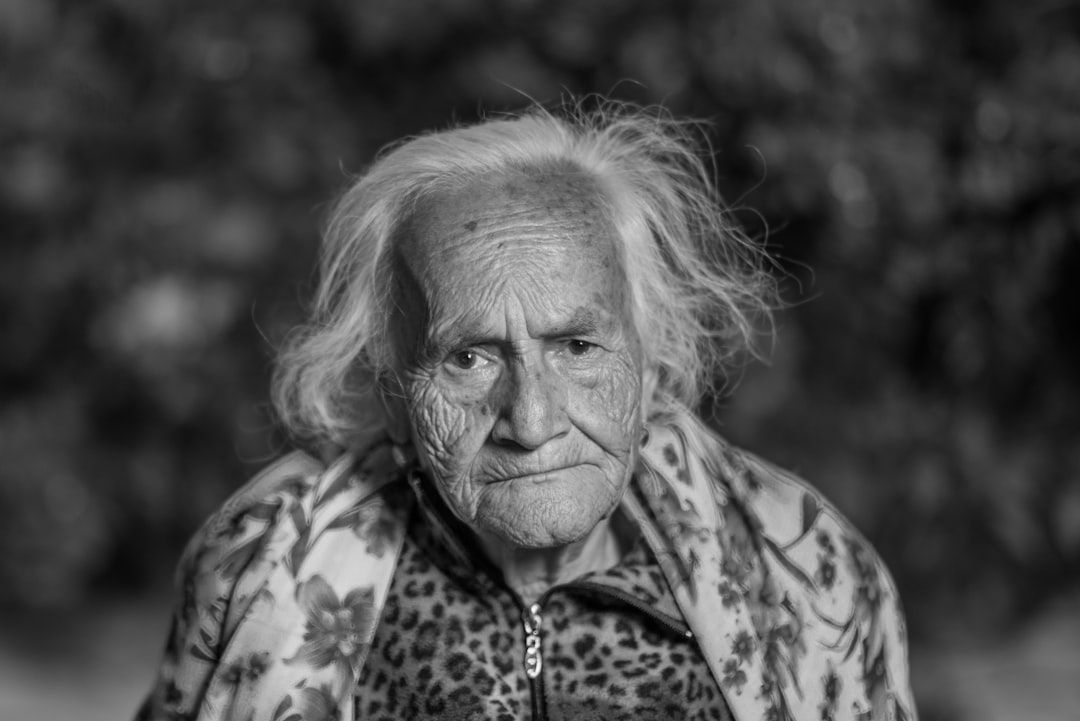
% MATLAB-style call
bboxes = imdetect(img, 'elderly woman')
[136,104,916,721]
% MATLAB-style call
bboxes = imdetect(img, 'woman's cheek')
[407,383,464,469]
[406,379,488,479]
[571,356,642,439]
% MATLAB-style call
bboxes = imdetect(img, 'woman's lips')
[487,463,587,484]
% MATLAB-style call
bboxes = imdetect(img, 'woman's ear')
[377,373,411,446]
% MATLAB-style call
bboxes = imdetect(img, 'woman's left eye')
[566,339,595,356]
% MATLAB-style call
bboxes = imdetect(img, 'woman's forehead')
[401,168,617,268]
[389,169,634,356]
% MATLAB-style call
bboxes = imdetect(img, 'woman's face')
[386,169,644,549]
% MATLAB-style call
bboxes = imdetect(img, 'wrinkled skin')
[384,168,644,551]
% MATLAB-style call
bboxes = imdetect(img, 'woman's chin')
[476,485,615,549]
[493,523,593,550]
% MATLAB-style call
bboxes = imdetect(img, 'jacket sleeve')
[134,452,322,721]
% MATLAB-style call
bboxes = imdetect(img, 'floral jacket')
[136,418,917,721]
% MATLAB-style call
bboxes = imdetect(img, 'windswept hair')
[272,101,776,451]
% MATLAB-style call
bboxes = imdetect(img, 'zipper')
[522,601,544,679]
[518,592,567,721]
[516,581,690,721]
[521,600,547,721]
[563,579,694,640]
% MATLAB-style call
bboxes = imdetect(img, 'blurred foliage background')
[1,0,1078,718]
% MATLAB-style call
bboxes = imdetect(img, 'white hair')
[272,101,776,451]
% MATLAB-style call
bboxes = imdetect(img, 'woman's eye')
[449,350,486,370]
[567,340,595,356]
[451,351,477,369]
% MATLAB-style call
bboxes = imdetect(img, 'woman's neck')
[476,514,628,605]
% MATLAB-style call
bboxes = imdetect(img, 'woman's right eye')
[448,350,488,370]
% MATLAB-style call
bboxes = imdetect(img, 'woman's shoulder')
[684,425,903,616]
[184,441,405,573]
[195,450,325,544]
[712,438,918,719]
[136,443,412,720]
[719,442,899,605]
[641,415,917,719]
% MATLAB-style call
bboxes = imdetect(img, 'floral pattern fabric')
[135,417,916,721]
[135,443,409,721]
[632,418,917,720]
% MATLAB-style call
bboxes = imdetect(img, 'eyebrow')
[563,307,605,336]
[422,306,611,358]
[418,312,490,364]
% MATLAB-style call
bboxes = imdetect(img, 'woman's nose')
[490,358,570,449]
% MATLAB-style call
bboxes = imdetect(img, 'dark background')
[2,0,1078,718]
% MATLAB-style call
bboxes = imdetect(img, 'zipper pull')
[522,602,543,679]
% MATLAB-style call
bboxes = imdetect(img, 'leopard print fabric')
[354,486,734,721]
